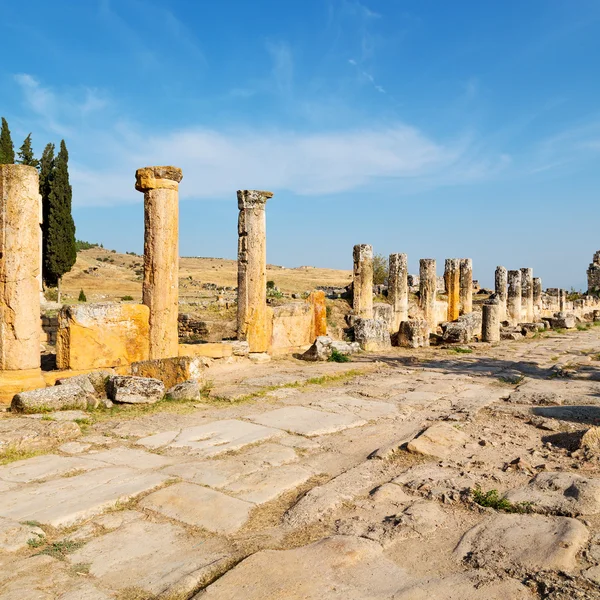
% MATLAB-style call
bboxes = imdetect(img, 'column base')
[0,368,45,404]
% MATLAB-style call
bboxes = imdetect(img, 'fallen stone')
[222,340,250,356]
[141,481,253,533]
[107,375,165,404]
[398,319,429,348]
[165,379,201,401]
[504,471,600,516]
[501,330,523,341]
[0,466,168,527]
[248,352,271,363]
[580,426,600,456]
[354,318,392,351]
[441,312,482,344]
[331,340,360,355]
[548,314,577,329]
[406,423,468,459]
[138,419,283,457]
[55,374,96,396]
[455,513,588,571]
[11,383,93,413]
[67,520,232,597]
[373,302,393,330]
[131,356,206,388]
[249,406,366,437]
[0,516,45,552]
[300,336,333,361]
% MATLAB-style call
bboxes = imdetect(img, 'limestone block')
[270,302,313,354]
[131,356,206,388]
[221,340,250,356]
[107,376,165,404]
[56,303,150,370]
[0,165,42,370]
[179,342,233,359]
[0,369,45,404]
[135,165,183,192]
[166,380,201,401]
[301,336,333,361]
[482,302,500,342]
[398,320,429,348]
[354,318,391,352]
[11,383,93,414]
[373,303,394,332]
[308,290,327,338]
[0,517,45,552]
[441,311,482,343]
[548,314,576,329]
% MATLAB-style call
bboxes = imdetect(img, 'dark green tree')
[0,117,15,164]
[17,133,39,167]
[40,143,55,288]
[44,140,76,289]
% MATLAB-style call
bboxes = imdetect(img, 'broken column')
[459,258,473,315]
[495,266,508,321]
[559,288,566,312]
[352,244,373,319]
[507,270,522,325]
[444,258,461,321]
[520,267,534,322]
[482,301,500,342]
[533,277,543,320]
[0,165,44,399]
[237,190,273,353]
[388,253,408,332]
[136,166,182,360]
[419,259,437,332]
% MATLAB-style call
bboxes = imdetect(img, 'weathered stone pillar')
[459,258,473,315]
[388,253,408,332]
[559,288,566,312]
[444,258,461,321]
[419,259,437,332]
[136,166,182,360]
[507,270,522,325]
[520,268,534,322]
[482,301,500,342]
[237,190,273,353]
[0,164,42,370]
[495,266,508,321]
[352,244,373,319]
[533,277,542,320]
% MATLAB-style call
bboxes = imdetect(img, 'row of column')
[494,266,543,325]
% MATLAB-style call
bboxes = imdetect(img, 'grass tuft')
[471,487,533,513]
[328,348,351,363]
[36,539,85,560]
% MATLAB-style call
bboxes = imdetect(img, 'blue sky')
[2,0,599,289]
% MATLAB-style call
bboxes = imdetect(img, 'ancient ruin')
[352,244,374,319]
[444,258,461,321]
[388,253,408,332]
[419,258,437,333]
[588,251,600,294]
[459,257,473,314]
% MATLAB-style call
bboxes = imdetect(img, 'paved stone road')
[1,329,600,598]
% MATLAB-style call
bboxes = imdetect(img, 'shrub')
[78,289,87,302]
[266,280,276,290]
[44,287,58,302]
[75,240,98,251]
[373,253,388,285]
[328,348,351,363]
[471,487,533,513]
[121,295,134,301]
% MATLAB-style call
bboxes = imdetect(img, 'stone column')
[388,253,408,332]
[353,244,373,319]
[419,259,437,332]
[559,288,566,312]
[237,190,273,353]
[482,301,500,342]
[520,268,534,322]
[507,270,522,325]
[459,258,473,315]
[533,277,542,320]
[136,166,182,360]
[0,165,42,371]
[444,258,460,321]
[495,266,508,321]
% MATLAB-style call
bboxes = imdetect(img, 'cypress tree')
[44,140,76,288]
[0,117,15,164]
[40,143,55,286]
[17,133,39,168]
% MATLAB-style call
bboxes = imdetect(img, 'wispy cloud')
[348,58,385,93]
[266,40,294,95]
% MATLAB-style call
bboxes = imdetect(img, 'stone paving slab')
[223,464,314,504]
[248,406,366,437]
[304,394,397,420]
[68,520,231,596]
[163,443,299,488]
[0,467,169,527]
[140,481,254,533]
[82,447,179,469]
[0,454,107,483]
[0,516,45,552]
[137,419,284,456]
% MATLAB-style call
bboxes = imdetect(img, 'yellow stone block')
[0,369,45,405]
[131,356,206,389]
[270,303,313,355]
[56,303,150,371]
[179,343,233,359]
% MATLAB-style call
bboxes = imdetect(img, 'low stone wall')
[177,314,237,343]
[270,303,313,355]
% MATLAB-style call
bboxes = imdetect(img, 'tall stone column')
[482,302,500,342]
[444,258,460,321]
[388,253,408,332]
[136,166,182,360]
[419,259,437,332]
[533,277,542,320]
[520,268,534,322]
[459,258,473,315]
[0,165,42,371]
[237,190,273,353]
[495,266,508,321]
[559,288,566,312]
[507,270,522,325]
[352,244,373,319]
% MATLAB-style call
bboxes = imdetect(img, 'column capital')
[237,190,273,210]
[135,166,183,192]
